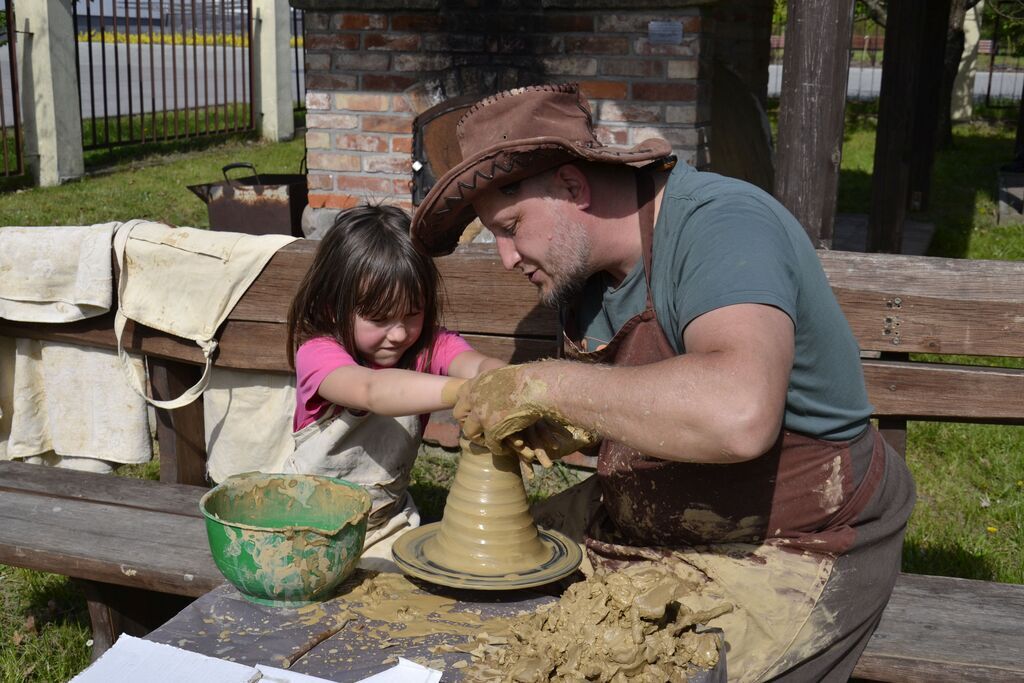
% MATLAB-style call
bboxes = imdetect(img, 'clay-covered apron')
[560,172,902,682]
[274,406,422,569]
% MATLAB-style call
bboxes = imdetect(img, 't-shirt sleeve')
[293,337,359,430]
[426,327,474,376]
[669,195,800,339]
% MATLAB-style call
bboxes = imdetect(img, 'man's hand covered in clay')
[452,364,599,475]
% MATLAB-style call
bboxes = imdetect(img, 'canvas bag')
[112,219,297,409]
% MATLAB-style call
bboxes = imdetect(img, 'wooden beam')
[868,0,925,253]
[774,0,856,247]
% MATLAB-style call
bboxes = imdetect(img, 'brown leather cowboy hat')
[411,83,673,256]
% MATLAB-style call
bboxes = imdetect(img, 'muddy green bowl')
[199,472,371,607]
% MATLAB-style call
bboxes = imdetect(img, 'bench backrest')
[2,242,1022,482]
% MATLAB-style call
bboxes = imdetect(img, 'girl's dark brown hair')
[287,205,440,370]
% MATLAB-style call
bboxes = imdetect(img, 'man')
[411,84,915,682]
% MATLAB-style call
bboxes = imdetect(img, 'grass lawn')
[1,109,1022,680]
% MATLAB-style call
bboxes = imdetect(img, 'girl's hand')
[452,364,598,462]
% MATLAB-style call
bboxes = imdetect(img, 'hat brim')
[412,136,672,256]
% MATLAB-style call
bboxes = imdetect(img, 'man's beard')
[538,215,590,308]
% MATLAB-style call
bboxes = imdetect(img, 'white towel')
[1,338,152,469]
[0,223,119,322]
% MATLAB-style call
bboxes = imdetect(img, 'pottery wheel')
[392,522,582,591]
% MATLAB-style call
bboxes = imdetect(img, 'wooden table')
[146,572,726,682]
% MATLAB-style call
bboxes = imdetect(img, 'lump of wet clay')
[455,563,731,682]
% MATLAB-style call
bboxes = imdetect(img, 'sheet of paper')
[352,658,443,683]
[70,634,260,683]
[256,664,342,683]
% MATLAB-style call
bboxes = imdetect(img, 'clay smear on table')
[422,439,551,575]
[442,563,730,682]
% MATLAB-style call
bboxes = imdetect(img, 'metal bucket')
[187,162,307,237]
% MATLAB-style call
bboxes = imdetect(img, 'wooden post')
[774,0,856,248]
[149,359,209,487]
[907,0,954,213]
[868,0,925,253]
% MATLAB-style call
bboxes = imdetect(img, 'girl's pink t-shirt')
[293,327,473,431]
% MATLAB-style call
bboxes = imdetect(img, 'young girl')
[281,204,504,566]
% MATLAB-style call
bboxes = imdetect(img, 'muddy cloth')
[540,171,916,682]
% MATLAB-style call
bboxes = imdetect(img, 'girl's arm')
[446,350,506,378]
[317,365,463,416]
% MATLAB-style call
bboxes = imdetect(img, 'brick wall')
[300,3,714,220]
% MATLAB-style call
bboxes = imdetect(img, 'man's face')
[473,177,591,308]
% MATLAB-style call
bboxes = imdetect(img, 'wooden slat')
[820,250,1024,357]
[863,360,1024,421]
[0,461,206,516]
[855,573,1024,682]
[0,490,221,596]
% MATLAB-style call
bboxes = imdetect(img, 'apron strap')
[636,170,658,305]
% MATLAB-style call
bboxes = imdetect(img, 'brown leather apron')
[550,171,915,682]
[564,172,885,561]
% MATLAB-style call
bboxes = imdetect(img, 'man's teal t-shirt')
[575,163,872,441]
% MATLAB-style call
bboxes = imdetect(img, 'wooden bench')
[1,241,1022,680]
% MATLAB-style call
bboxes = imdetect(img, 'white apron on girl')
[267,406,423,569]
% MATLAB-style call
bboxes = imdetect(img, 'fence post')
[252,0,294,142]
[16,0,84,186]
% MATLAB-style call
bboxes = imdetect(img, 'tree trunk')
[774,0,856,248]
[937,0,970,149]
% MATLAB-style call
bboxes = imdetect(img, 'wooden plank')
[856,573,1024,682]
[150,358,209,486]
[0,490,221,597]
[0,461,207,517]
[821,251,1024,357]
[863,360,1024,421]
[459,333,560,364]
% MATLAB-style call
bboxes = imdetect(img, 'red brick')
[305,33,358,51]
[633,36,700,58]
[306,173,333,191]
[332,52,391,71]
[598,102,662,123]
[391,136,413,154]
[595,127,629,145]
[393,54,452,72]
[597,14,699,33]
[579,80,628,100]
[391,14,444,31]
[362,115,413,134]
[305,131,331,149]
[633,82,698,101]
[308,151,361,172]
[361,74,420,92]
[305,113,359,130]
[599,59,663,78]
[364,156,411,174]
[305,73,358,91]
[542,56,597,76]
[334,134,388,153]
[333,13,387,31]
[304,13,329,31]
[304,52,331,72]
[304,92,330,110]
[424,33,488,53]
[565,36,630,55]
[337,176,394,194]
[309,193,362,210]
[393,178,414,196]
[365,33,421,51]
[335,94,390,112]
[543,15,594,33]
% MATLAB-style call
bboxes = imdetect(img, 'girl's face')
[352,309,425,367]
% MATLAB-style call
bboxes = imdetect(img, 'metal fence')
[769,20,1024,105]
[73,0,256,151]
[291,6,304,112]
[1,0,24,177]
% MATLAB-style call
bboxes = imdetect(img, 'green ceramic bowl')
[199,472,371,607]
